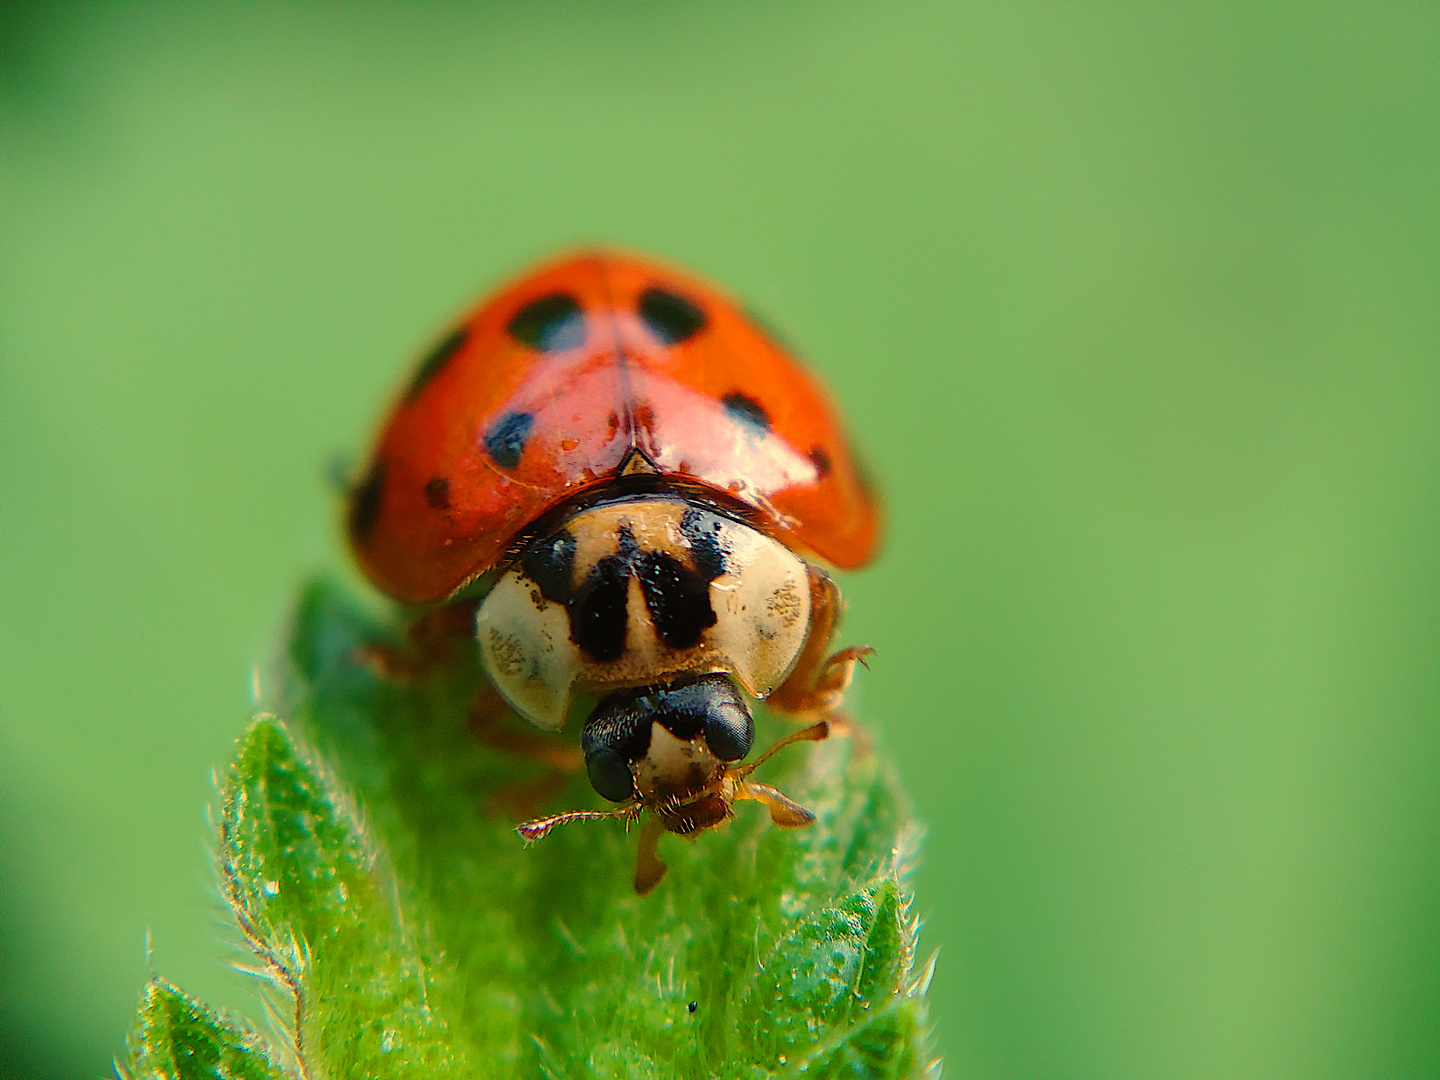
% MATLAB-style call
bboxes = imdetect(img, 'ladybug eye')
[581,689,655,801]
[585,747,638,803]
[638,287,706,345]
[652,675,754,761]
[702,699,753,762]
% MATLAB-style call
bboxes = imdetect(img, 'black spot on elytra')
[680,508,729,580]
[570,556,631,662]
[423,476,450,510]
[507,293,586,352]
[637,552,717,650]
[484,410,534,469]
[405,326,469,400]
[638,287,706,345]
[688,1002,698,1014]
[348,460,386,541]
[722,392,770,433]
[809,445,832,478]
[521,530,577,604]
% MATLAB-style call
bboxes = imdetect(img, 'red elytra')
[348,252,881,605]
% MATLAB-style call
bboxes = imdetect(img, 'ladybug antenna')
[728,719,830,831]
[733,719,830,779]
[515,802,640,843]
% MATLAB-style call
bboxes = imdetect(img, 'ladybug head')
[515,674,831,893]
[580,674,754,806]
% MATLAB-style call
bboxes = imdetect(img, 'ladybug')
[347,252,881,893]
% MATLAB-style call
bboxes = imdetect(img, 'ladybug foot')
[468,685,582,819]
[814,708,873,756]
[768,645,874,720]
[742,781,817,828]
[466,693,583,773]
[821,644,875,694]
[353,601,480,683]
[352,641,426,684]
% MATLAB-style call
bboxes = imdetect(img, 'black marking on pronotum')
[637,552,717,650]
[809,444,832,478]
[521,530,577,604]
[348,460,386,541]
[615,521,639,560]
[507,293,586,352]
[570,556,631,663]
[423,476,450,510]
[679,507,729,581]
[562,517,721,660]
[721,391,770,433]
[638,287,706,345]
[484,410,534,469]
[405,326,469,400]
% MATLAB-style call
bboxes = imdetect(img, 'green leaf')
[218,716,475,1077]
[124,576,939,1078]
[118,978,288,1080]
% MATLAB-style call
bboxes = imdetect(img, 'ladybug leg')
[634,817,668,895]
[467,683,583,819]
[467,685,582,771]
[728,723,828,827]
[765,566,873,728]
[485,772,575,822]
[738,781,817,828]
[356,599,480,683]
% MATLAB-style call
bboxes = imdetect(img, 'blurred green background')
[2,3,1438,1077]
